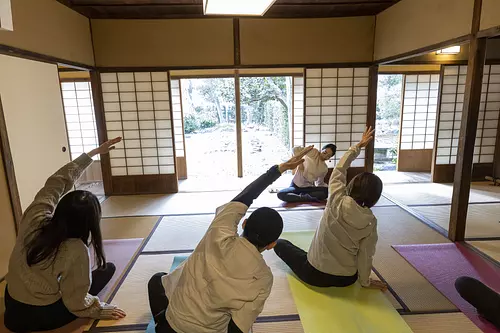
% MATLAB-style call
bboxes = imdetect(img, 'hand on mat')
[110,307,127,320]
[279,145,314,173]
[365,278,388,291]
[356,127,375,149]
[88,137,122,157]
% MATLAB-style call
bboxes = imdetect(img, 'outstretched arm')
[328,127,374,202]
[23,138,122,223]
[232,146,314,207]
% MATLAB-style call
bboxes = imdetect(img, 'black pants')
[148,273,243,333]
[455,276,500,329]
[274,239,357,287]
[4,262,116,333]
[277,183,328,203]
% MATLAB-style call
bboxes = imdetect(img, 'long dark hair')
[25,190,105,269]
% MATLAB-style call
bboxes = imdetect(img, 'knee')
[277,192,288,202]
[316,191,328,201]
[105,262,116,275]
[148,272,167,291]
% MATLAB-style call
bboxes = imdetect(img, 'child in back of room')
[147,147,313,333]
[4,138,126,333]
[277,143,336,203]
[275,127,387,290]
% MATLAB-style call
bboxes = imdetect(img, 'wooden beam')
[449,0,486,242]
[233,18,241,66]
[235,71,243,177]
[90,70,113,196]
[365,65,378,172]
[0,97,22,231]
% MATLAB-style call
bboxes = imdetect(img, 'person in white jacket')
[277,143,336,203]
[274,127,387,290]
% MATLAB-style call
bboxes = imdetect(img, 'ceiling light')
[203,0,276,16]
[436,46,461,55]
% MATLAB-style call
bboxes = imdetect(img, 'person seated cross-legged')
[147,147,314,333]
[277,144,336,203]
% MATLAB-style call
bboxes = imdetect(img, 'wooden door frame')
[0,96,22,231]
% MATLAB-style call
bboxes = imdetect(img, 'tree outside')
[375,74,403,171]
[181,76,292,178]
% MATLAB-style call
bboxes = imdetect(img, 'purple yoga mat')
[91,238,143,300]
[393,243,500,333]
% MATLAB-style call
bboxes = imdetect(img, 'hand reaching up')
[356,127,375,149]
[279,145,314,173]
[88,137,122,157]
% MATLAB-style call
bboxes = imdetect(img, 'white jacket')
[307,146,378,287]
[291,146,328,187]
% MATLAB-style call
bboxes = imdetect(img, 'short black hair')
[346,172,383,208]
[243,207,283,249]
[322,143,337,156]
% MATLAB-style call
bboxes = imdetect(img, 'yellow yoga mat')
[281,232,413,333]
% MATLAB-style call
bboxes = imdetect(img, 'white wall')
[0,55,70,210]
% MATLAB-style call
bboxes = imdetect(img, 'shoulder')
[215,202,248,216]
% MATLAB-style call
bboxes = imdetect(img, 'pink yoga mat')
[393,243,500,333]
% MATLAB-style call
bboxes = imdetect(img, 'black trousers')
[455,276,500,329]
[4,262,116,333]
[277,183,328,203]
[148,273,243,333]
[274,239,358,287]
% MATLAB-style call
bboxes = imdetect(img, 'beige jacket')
[6,154,115,319]
[307,146,378,287]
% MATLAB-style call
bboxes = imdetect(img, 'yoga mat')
[282,231,412,333]
[394,243,500,333]
[91,238,143,301]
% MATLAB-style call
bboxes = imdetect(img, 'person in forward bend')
[277,143,336,203]
[275,127,387,290]
[455,276,500,329]
[4,138,126,333]
[147,147,314,333]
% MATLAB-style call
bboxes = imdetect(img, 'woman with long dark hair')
[4,137,126,332]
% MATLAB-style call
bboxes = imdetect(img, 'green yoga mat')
[281,231,412,333]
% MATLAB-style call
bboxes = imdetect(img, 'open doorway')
[180,77,237,179]
[375,72,435,184]
[240,76,293,177]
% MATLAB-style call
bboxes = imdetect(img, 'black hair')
[243,207,283,249]
[346,172,383,208]
[25,190,105,269]
[322,143,337,156]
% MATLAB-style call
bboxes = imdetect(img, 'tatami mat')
[384,182,500,206]
[372,206,456,312]
[402,313,482,333]
[100,216,159,240]
[468,240,500,262]
[97,254,176,327]
[145,210,324,252]
[252,320,304,333]
[102,190,394,218]
[414,204,500,238]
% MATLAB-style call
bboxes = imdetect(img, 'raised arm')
[328,127,374,202]
[22,138,122,223]
[232,146,314,207]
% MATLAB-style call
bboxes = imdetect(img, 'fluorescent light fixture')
[436,46,461,55]
[203,0,276,16]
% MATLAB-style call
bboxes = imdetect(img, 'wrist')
[87,149,99,157]
[278,164,287,174]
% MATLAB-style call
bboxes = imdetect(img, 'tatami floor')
[1,180,499,333]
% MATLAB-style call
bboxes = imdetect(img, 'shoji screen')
[400,74,439,150]
[304,68,369,168]
[170,78,187,179]
[100,72,176,181]
[436,65,466,165]
[292,76,304,147]
[477,65,500,163]
[436,65,500,165]
[61,81,99,160]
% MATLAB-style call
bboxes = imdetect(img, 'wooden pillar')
[365,65,378,172]
[235,71,243,177]
[449,0,486,241]
[90,70,113,196]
